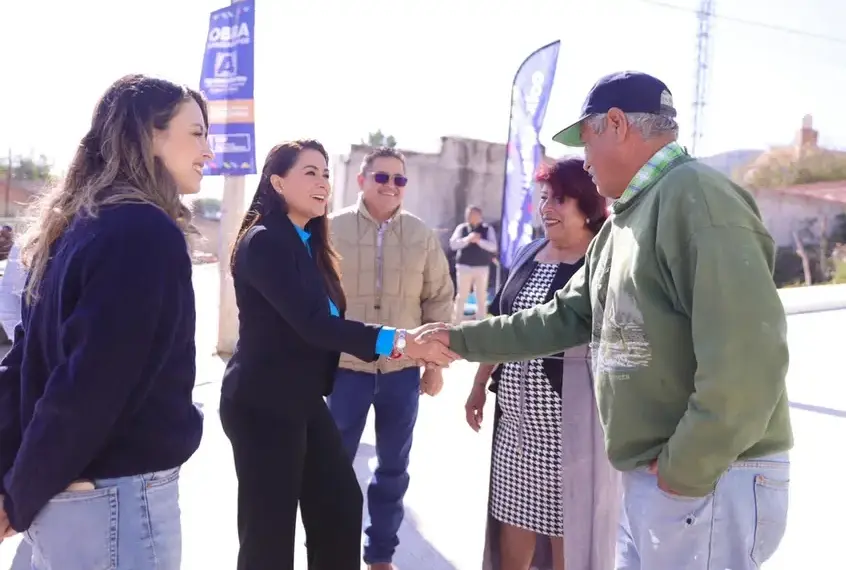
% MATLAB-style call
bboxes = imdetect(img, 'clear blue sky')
[1,0,844,199]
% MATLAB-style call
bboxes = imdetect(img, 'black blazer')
[221,207,381,419]
[488,238,583,396]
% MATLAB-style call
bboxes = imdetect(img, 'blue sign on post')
[499,41,560,270]
[199,0,257,176]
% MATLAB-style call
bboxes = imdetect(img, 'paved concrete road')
[766,308,846,570]
[1,265,842,568]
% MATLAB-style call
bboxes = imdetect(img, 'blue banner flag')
[499,41,560,269]
[199,0,257,176]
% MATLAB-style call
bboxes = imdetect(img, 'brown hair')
[19,74,206,303]
[535,157,609,235]
[232,140,346,311]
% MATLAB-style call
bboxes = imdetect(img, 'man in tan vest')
[328,147,454,570]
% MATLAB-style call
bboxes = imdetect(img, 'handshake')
[399,323,458,369]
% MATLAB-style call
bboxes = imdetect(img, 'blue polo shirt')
[295,225,395,356]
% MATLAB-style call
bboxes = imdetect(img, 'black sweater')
[0,203,203,531]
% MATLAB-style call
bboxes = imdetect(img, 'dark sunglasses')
[371,171,408,188]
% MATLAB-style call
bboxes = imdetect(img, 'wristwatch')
[388,329,407,360]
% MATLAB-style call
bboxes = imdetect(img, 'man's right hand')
[417,325,451,349]
[647,459,686,497]
[405,325,459,367]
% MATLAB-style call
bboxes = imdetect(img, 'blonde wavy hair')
[20,74,207,303]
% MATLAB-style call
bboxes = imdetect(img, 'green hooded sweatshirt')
[449,154,793,497]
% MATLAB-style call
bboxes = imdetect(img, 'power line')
[640,0,846,46]
[691,0,715,156]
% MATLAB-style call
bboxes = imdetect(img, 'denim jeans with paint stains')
[22,467,182,570]
[616,454,789,570]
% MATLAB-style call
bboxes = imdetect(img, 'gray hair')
[359,146,406,174]
[585,112,679,140]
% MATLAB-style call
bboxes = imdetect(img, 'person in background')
[0,241,24,345]
[0,74,211,569]
[220,141,456,570]
[0,239,33,569]
[465,157,617,570]
[0,242,31,570]
[0,227,14,263]
[422,71,792,570]
[328,146,454,570]
[450,205,497,322]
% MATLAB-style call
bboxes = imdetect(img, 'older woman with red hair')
[464,156,619,570]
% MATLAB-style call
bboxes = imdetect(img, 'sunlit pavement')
[1,264,843,569]
[767,308,846,570]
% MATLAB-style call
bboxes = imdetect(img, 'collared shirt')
[615,141,688,209]
[355,195,399,311]
[295,224,396,355]
[294,225,340,317]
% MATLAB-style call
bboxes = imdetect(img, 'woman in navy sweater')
[220,140,456,570]
[0,74,211,569]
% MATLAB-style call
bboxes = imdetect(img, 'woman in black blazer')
[219,139,456,570]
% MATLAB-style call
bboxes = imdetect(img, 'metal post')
[4,149,11,218]
[215,0,248,356]
[216,176,245,355]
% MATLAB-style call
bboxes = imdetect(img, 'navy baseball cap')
[552,71,676,147]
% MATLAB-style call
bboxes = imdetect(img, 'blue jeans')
[616,453,789,569]
[21,467,182,570]
[327,367,420,565]
[10,539,31,570]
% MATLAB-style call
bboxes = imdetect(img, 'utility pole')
[691,0,715,156]
[216,0,248,356]
[217,181,246,355]
[4,149,11,218]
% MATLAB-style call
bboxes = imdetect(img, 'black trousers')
[220,396,363,570]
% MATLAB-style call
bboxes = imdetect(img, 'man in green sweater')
[426,71,792,569]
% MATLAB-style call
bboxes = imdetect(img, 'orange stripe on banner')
[207,100,255,124]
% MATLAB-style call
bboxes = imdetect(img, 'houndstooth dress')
[490,262,564,536]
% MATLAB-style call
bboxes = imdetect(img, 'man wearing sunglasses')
[328,146,454,570]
